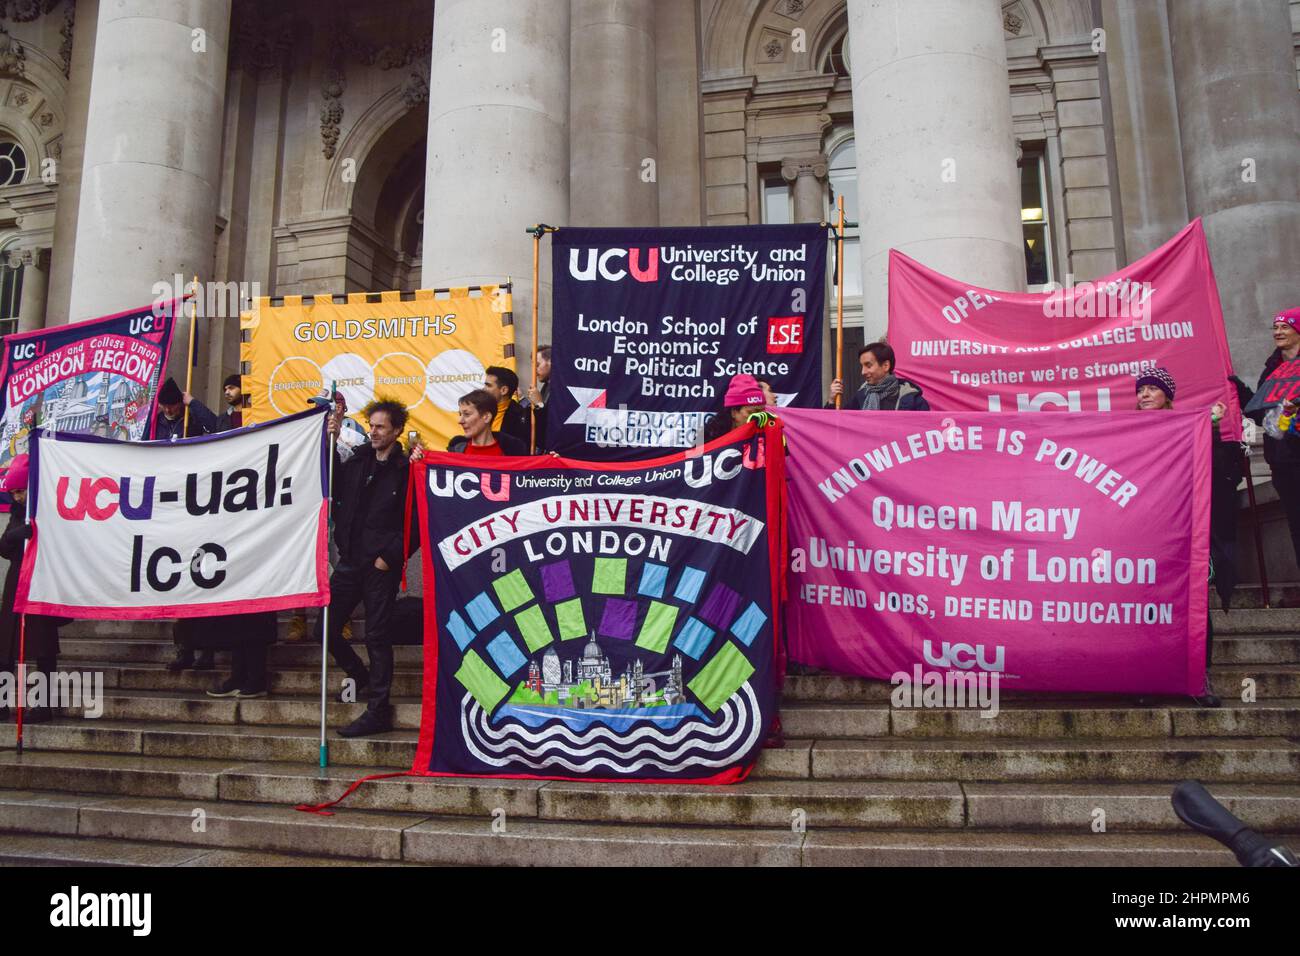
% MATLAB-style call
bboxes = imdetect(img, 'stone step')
[961,782,1300,833]
[809,737,1300,783]
[1211,583,1300,610]
[0,790,431,862]
[1214,635,1300,664]
[0,831,408,867]
[58,638,414,668]
[798,830,1233,866]
[1210,607,1300,634]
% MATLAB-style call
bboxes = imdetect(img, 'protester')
[220,373,244,431]
[314,398,411,737]
[153,377,220,441]
[522,346,551,452]
[447,389,528,456]
[756,378,778,407]
[483,365,531,450]
[158,375,219,672]
[0,454,67,723]
[1210,377,1253,611]
[1133,367,1220,708]
[1255,306,1300,571]
[828,342,930,410]
[703,374,769,444]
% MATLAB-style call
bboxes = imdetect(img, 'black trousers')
[229,644,268,693]
[313,559,399,713]
[1271,464,1300,568]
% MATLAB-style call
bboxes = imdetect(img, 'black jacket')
[520,381,550,453]
[497,399,531,449]
[153,399,219,441]
[331,443,410,570]
[1256,350,1300,468]
[0,508,65,661]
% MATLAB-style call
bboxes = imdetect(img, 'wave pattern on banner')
[459,684,761,774]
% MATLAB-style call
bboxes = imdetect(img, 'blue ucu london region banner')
[549,224,825,460]
[411,423,786,782]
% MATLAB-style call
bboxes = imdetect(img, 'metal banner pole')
[319,381,338,768]
[835,197,846,409]
[182,276,199,435]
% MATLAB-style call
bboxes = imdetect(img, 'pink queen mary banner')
[889,219,1242,440]
[781,408,1210,695]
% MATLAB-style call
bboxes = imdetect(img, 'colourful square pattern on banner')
[699,582,741,630]
[592,558,627,595]
[455,650,511,712]
[635,601,679,653]
[730,602,767,647]
[492,569,533,612]
[555,598,587,640]
[541,561,576,602]
[446,611,475,651]
[486,632,527,677]
[675,566,706,603]
[599,598,638,640]
[514,604,554,653]
[638,562,668,599]
[674,616,715,660]
[466,592,500,631]
[688,641,755,713]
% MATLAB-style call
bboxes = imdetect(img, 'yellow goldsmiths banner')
[240,287,514,449]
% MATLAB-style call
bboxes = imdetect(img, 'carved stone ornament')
[0,25,26,78]
[764,38,784,60]
[0,0,60,22]
[58,0,72,78]
[1003,9,1024,36]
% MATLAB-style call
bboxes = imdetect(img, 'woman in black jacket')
[0,454,66,722]
[1255,308,1300,571]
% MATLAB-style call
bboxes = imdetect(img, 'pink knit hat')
[723,374,765,408]
[1274,306,1300,331]
[2,453,30,492]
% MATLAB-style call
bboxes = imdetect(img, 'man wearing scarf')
[828,342,929,411]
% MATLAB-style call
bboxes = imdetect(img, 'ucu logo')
[428,471,510,501]
[568,248,659,283]
[11,341,45,361]
[682,444,764,488]
[129,315,163,335]
[56,476,155,521]
[921,640,1005,673]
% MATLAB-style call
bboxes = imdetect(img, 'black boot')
[338,706,392,738]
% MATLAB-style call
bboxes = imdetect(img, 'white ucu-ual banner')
[16,407,331,619]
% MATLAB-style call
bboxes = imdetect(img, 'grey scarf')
[859,374,900,410]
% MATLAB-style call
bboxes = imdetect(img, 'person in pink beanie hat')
[703,374,770,443]
[1252,306,1300,571]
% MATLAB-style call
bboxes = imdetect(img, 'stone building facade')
[0,0,1296,402]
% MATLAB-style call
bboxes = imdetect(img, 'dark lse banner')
[412,424,785,782]
[549,224,825,459]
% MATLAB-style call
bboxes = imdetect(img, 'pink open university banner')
[888,219,1242,440]
[781,407,1210,695]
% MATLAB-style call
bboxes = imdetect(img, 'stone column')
[569,0,658,227]
[783,157,831,386]
[847,0,1025,339]
[67,0,231,380]
[1168,0,1300,375]
[13,248,50,332]
[423,0,570,363]
[46,0,99,326]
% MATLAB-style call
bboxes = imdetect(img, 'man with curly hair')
[315,397,411,737]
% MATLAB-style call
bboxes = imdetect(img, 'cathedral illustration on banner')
[512,633,686,711]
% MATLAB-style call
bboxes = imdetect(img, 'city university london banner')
[0,299,181,470]
[241,288,514,448]
[888,219,1243,440]
[780,408,1209,695]
[550,225,825,460]
[412,423,786,782]
[16,407,330,620]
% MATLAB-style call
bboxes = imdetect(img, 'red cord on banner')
[401,462,416,592]
[294,771,418,816]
